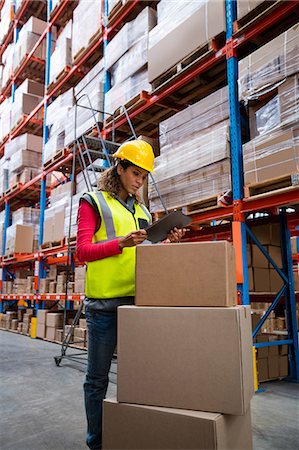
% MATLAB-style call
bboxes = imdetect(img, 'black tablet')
[146,210,191,243]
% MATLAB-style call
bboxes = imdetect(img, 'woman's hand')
[118,229,147,249]
[165,227,186,243]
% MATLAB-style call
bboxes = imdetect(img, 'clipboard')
[146,210,191,243]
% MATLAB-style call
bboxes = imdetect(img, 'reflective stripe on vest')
[85,191,151,299]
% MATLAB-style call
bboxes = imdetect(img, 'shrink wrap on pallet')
[243,125,299,185]
[12,207,40,226]
[4,133,43,159]
[110,36,149,86]
[64,192,82,239]
[72,0,102,61]
[0,0,13,45]
[1,44,14,88]
[74,59,104,97]
[148,0,226,82]
[159,86,229,148]
[64,89,104,146]
[106,7,156,70]
[10,91,43,131]
[0,157,9,195]
[49,20,72,84]
[0,97,12,142]
[105,69,151,115]
[239,22,299,100]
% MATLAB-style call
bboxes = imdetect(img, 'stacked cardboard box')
[36,309,49,338]
[148,0,225,83]
[46,312,63,340]
[5,224,34,255]
[149,87,230,212]
[105,8,156,115]
[74,266,86,293]
[103,241,254,449]
[44,88,74,163]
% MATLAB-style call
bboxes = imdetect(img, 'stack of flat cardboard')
[103,241,254,450]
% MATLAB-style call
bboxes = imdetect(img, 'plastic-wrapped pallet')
[0,97,12,142]
[149,88,231,212]
[8,131,43,175]
[249,74,299,139]
[239,22,299,101]
[105,69,151,115]
[10,79,44,131]
[64,192,82,239]
[13,17,57,72]
[0,0,13,44]
[49,19,72,84]
[1,44,14,88]
[4,133,43,159]
[106,7,156,71]
[74,59,104,97]
[243,125,299,186]
[44,88,74,163]
[159,86,229,148]
[12,207,40,244]
[72,0,102,61]
[0,157,10,195]
[237,0,265,20]
[148,0,226,82]
[108,0,123,17]
[43,182,73,244]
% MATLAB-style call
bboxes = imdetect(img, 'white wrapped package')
[105,70,151,115]
[239,22,299,100]
[49,20,72,84]
[4,133,43,159]
[149,160,231,212]
[106,7,156,70]
[1,44,14,87]
[65,89,104,145]
[159,86,229,148]
[110,36,148,86]
[44,131,65,164]
[237,0,264,20]
[0,0,12,44]
[12,207,40,226]
[0,157,10,195]
[72,0,102,60]
[0,97,12,142]
[155,121,230,182]
[74,59,104,97]
[10,93,43,130]
[64,192,82,238]
[46,88,74,127]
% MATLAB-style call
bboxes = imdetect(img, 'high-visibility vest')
[85,191,151,299]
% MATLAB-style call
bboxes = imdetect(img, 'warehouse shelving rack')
[0,0,298,380]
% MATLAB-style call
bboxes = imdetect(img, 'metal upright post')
[280,209,299,381]
[102,0,111,169]
[226,0,249,305]
[37,0,53,310]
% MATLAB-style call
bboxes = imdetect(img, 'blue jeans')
[84,308,117,450]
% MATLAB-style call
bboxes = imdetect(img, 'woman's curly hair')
[97,160,142,203]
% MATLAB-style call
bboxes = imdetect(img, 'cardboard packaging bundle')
[46,313,63,340]
[104,8,156,115]
[148,0,225,82]
[74,266,86,293]
[149,87,230,212]
[10,79,44,132]
[72,0,102,61]
[239,22,299,100]
[5,224,34,254]
[103,242,254,449]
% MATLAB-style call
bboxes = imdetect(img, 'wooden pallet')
[233,0,281,34]
[151,34,225,91]
[3,253,28,261]
[5,182,23,196]
[67,236,77,246]
[107,0,123,24]
[47,66,71,94]
[43,148,69,170]
[185,196,221,215]
[244,174,299,198]
[40,239,65,251]
[105,91,149,127]
[73,28,102,65]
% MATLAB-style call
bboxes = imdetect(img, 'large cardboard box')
[118,306,254,415]
[46,326,56,341]
[103,399,253,450]
[135,242,236,307]
[6,224,34,253]
[253,268,270,292]
[46,313,63,328]
[37,309,49,325]
[36,322,46,339]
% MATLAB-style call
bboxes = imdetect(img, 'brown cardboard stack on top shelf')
[104,7,156,116]
[239,22,299,191]
[103,241,254,450]
[148,87,230,212]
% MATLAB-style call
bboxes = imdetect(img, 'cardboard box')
[46,313,63,328]
[248,267,254,291]
[75,279,85,293]
[269,269,283,293]
[257,358,268,382]
[250,224,280,246]
[46,326,56,341]
[118,306,254,415]
[253,268,270,292]
[49,281,57,293]
[279,355,288,377]
[268,356,279,379]
[252,245,268,268]
[55,329,64,342]
[291,236,298,254]
[37,309,49,325]
[6,224,33,254]
[135,242,236,307]
[36,323,46,339]
[103,399,253,450]
[39,278,50,294]
[75,266,86,279]
[79,318,86,328]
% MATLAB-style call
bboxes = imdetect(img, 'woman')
[76,140,184,450]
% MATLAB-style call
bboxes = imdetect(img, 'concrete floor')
[0,330,298,450]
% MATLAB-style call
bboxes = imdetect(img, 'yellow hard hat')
[113,139,154,172]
